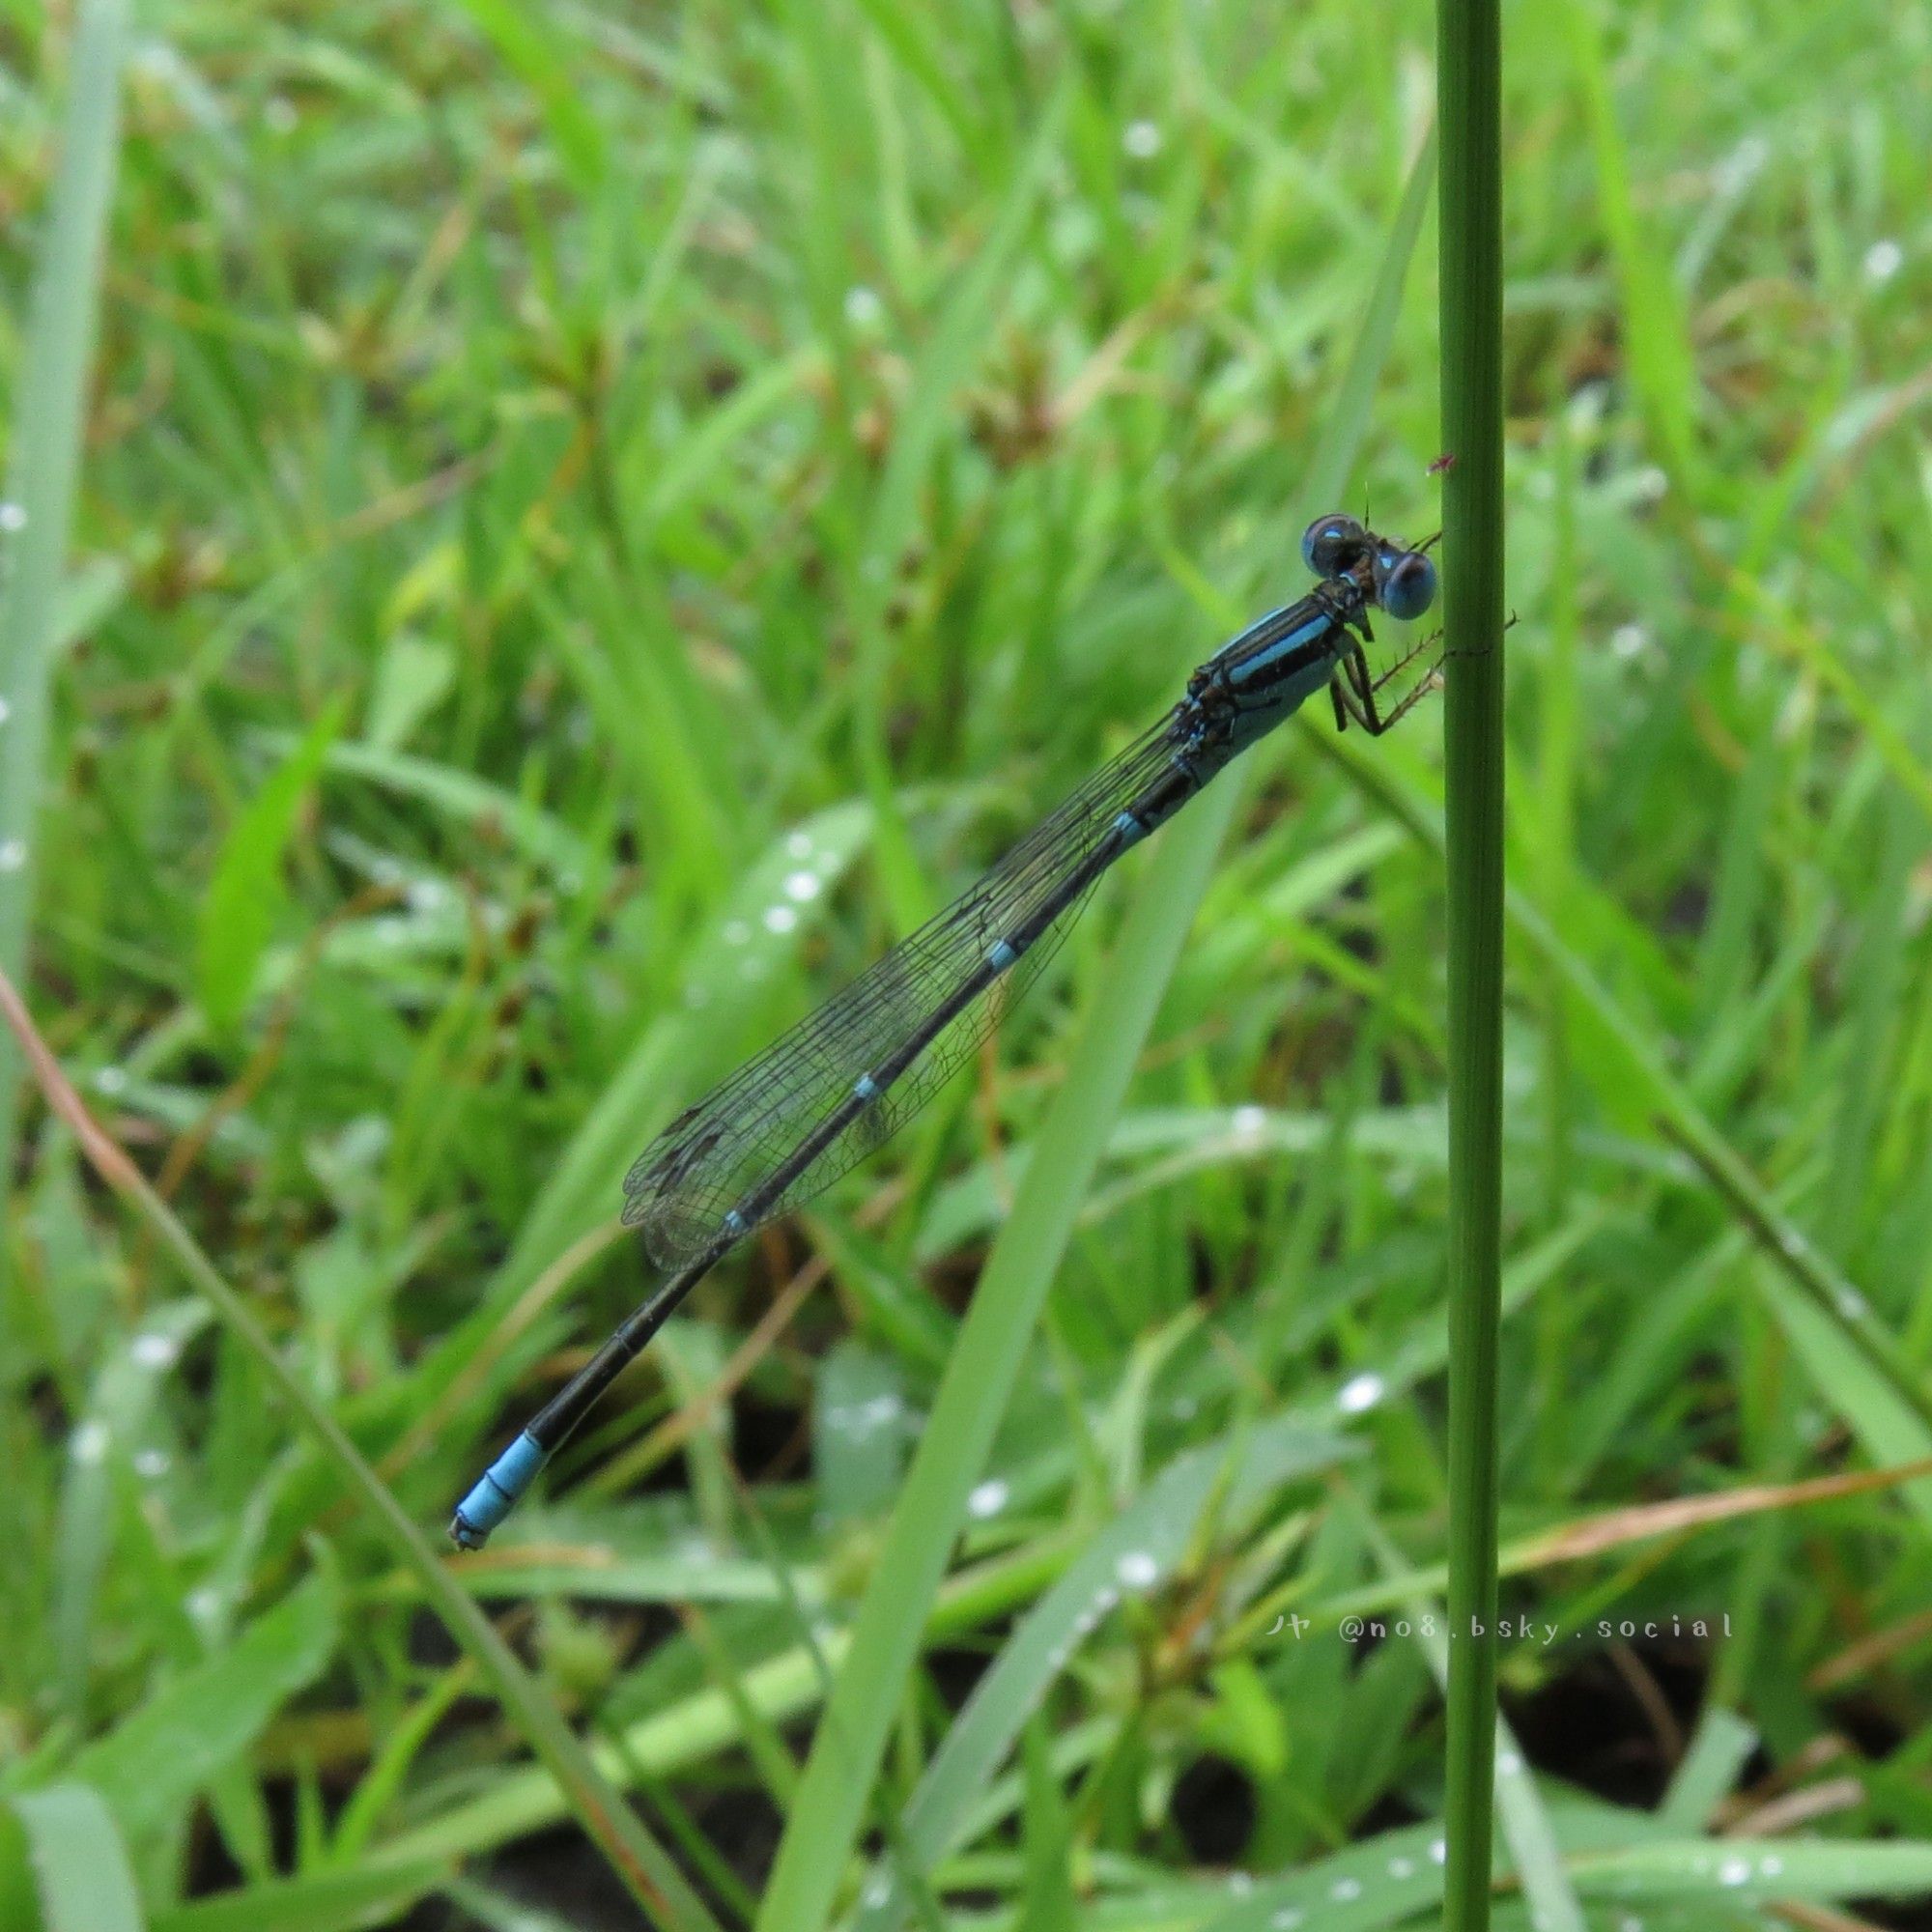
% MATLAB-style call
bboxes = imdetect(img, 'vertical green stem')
[0,0,128,1316]
[1436,0,1507,1925]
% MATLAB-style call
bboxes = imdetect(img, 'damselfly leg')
[1329,626,1442,736]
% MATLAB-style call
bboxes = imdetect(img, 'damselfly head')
[1300,512,1370,579]
[1372,542,1438,622]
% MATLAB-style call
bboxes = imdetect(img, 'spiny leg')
[1333,633,1443,737]
[1369,625,1441,694]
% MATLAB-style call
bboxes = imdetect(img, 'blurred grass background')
[5,0,1932,1928]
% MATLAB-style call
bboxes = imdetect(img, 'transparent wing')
[621,714,1183,1265]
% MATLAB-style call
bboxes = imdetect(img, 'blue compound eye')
[1376,548,1437,622]
[1300,513,1367,578]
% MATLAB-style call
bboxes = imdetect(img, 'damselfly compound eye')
[1376,548,1437,622]
[1300,513,1368,578]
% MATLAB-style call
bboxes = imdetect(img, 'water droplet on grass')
[844,286,884,327]
[1864,238,1904,283]
[967,1478,1009,1519]
[1337,1372,1385,1414]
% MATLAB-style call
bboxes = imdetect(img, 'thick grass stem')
[1436,0,1508,1924]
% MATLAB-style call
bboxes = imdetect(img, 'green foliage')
[5,0,1932,1928]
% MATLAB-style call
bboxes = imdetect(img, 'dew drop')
[1122,119,1161,158]
[71,1420,110,1464]
[783,869,822,903]
[1329,1876,1362,1901]
[1864,238,1904,283]
[762,904,798,934]
[844,286,884,328]
[1337,1372,1385,1415]
[0,838,25,873]
[967,1478,1009,1519]
[1116,1549,1159,1590]
[1231,1102,1267,1140]
[95,1065,128,1095]
[134,1448,170,1478]
[0,501,25,532]
[1718,1856,1751,1887]
[131,1331,180,1369]
[786,831,814,859]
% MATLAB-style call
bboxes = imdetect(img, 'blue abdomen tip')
[448,1432,546,1549]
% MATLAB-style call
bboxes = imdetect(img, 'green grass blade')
[1322,734,1932,1443]
[0,0,128,1294]
[1557,0,1701,483]
[64,1573,338,1840]
[4,1785,142,1932]
[196,702,344,1036]
[0,970,725,1932]
[1436,0,1509,1924]
[856,1423,1359,1929]
[149,1863,449,1932]
[448,0,608,192]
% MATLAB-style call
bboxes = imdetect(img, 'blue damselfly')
[450,514,1439,1547]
